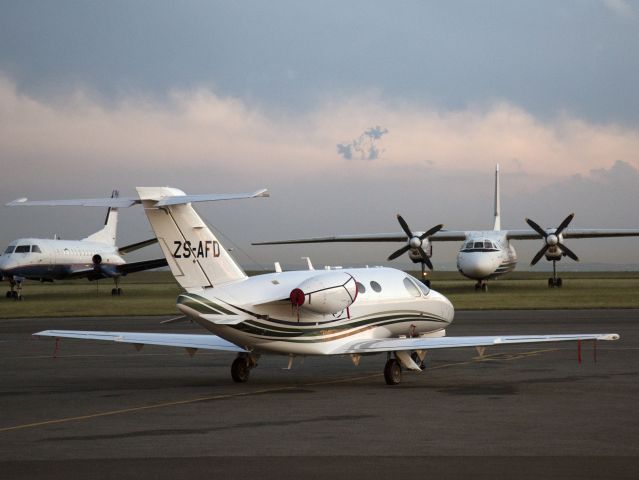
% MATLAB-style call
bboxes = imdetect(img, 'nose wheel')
[474,281,488,292]
[5,280,23,300]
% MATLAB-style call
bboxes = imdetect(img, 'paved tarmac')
[1,310,638,479]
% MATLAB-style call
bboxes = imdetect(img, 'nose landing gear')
[474,281,488,292]
[5,280,23,300]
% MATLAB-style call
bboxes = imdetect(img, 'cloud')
[1,74,639,192]
[603,0,636,19]
[337,125,389,161]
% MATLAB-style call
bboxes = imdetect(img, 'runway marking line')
[0,347,557,434]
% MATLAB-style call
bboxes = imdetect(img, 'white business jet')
[16,187,617,385]
[254,166,639,291]
[2,192,166,299]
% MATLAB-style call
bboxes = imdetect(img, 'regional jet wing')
[332,333,619,355]
[506,229,639,241]
[116,258,168,275]
[253,230,468,245]
[118,238,159,254]
[34,330,246,352]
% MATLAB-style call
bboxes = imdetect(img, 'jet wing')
[116,258,168,275]
[34,330,246,352]
[507,229,639,240]
[118,238,158,254]
[253,230,467,245]
[331,333,619,355]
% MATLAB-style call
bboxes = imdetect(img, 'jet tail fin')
[493,164,501,231]
[136,187,267,291]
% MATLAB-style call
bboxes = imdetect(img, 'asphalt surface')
[1,310,638,479]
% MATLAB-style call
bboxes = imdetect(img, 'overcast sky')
[1,1,638,271]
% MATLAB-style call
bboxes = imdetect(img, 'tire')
[548,278,554,288]
[557,278,563,288]
[481,283,488,292]
[5,291,11,298]
[383,358,402,385]
[231,357,251,383]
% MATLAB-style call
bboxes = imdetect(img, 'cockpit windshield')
[462,239,499,252]
[3,245,14,255]
[14,245,30,253]
[31,245,42,253]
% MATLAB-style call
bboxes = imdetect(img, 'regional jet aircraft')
[15,187,618,385]
[254,166,639,291]
[2,192,167,299]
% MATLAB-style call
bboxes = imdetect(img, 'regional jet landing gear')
[231,354,260,383]
[110,277,123,296]
[474,280,488,292]
[5,279,23,300]
[548,260,563,288]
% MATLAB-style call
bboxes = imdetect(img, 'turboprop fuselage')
[176,267,454,356]
[456,231,517,281]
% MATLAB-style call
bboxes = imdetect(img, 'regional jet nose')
[457,253,498,279]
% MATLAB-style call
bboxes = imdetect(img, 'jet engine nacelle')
[290,271,358,314]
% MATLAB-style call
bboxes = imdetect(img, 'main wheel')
[557,278,563,288]
[548,278,555,288]
[5,291,11,298]
[231,357,251,383]
[383,358,402,385]
[481,283,488,292]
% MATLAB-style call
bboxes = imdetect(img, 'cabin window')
[370,281,382,293]
[31,245,42,253]
[356,282,366,294]
[3,246,14,254]
[15,245,30,253]
[403,277,421,297]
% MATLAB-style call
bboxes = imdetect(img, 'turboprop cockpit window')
[15,245,30,253]
[403,277,421,297]
[31,245,42,253]
[3,246,14,254]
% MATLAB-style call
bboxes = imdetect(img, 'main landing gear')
[474,280,488,292]
[231,354,259,383]
[548,260,563,288]
[384,358,402,385]
[110,277,123,296]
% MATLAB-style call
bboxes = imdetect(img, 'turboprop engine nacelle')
[289,271,358,314]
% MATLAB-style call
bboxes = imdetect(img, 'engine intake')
[289,271,358,314]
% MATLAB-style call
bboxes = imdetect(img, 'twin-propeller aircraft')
[10,187,618,385]
[255,166,639,291]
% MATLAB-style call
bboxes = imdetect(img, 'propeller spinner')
[387,215,443,270]
[526,213,579,266]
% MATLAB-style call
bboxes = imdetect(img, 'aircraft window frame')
[403,277,421,297]
[356,282,366,294]
[15,245,30,253]
[370,281,382,293]
[3,246,15,254]
[31,245,42,253]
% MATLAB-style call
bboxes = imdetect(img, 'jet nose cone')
[458,253,497,279]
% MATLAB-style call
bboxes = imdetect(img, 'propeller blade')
[396,214,413,238]
[418,247,433,270]
[555,213,575,236]
[525,218,547,238]
[388,245,411,261]
[558,243,579,262]
[531,245,550,266]
[419,224,444,241]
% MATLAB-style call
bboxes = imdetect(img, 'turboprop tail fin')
[493,164,501,231]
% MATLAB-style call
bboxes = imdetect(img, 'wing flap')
[332,333,619,354]
[34,330,246,352]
